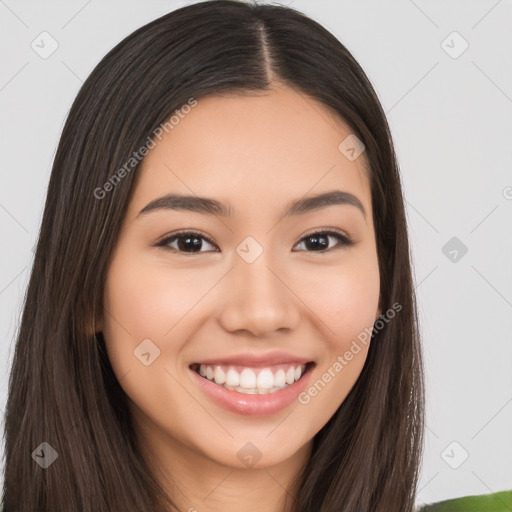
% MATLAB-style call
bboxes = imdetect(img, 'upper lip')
[191,351,314,367]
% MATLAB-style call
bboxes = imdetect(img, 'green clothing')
[418,490,512,511]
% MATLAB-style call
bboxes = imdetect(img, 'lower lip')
[189,363,314,417]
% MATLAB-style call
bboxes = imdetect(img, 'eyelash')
[155,228,354,255]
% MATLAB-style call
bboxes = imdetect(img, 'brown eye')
[157,231,218,254]
[156,229,354,255]
[294,230,354,252]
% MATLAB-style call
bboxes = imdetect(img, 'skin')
[98,84,381,512]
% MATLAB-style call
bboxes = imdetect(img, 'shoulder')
[417,490,512,511]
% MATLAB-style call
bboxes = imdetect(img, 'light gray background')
[1,0,511,506]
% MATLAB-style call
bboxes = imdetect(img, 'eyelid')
[300,226,352,241]
[155,229,218,249]
[155,226,355,253]
[292,227,354,251]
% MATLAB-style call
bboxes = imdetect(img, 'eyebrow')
[137,190,366,220]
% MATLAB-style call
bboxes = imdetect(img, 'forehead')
[129,86,371,222]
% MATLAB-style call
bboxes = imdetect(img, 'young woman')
[4,1,508,511]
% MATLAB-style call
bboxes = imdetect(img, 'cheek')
[295,261,379,423]
[101,253,205,427]
[297,255,380,349]
[103,252,217,342]
[331,269,380,341]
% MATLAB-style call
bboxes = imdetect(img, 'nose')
[218,254,301,337]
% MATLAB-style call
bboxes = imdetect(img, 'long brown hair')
[2,1,424,510]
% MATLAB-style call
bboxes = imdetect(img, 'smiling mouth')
[189,361,315,395]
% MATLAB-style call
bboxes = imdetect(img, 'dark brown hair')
[2,1,424,510]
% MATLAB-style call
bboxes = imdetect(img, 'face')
[99,85,380,473]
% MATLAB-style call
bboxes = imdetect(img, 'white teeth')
[274,369,286,387]
[256,369,274,389]
[235,385,286,395]
[239,368,257,389]
[195,363,309,394]
[213,366,226,385]
[225,368,240,387]
[235,386,258,394]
